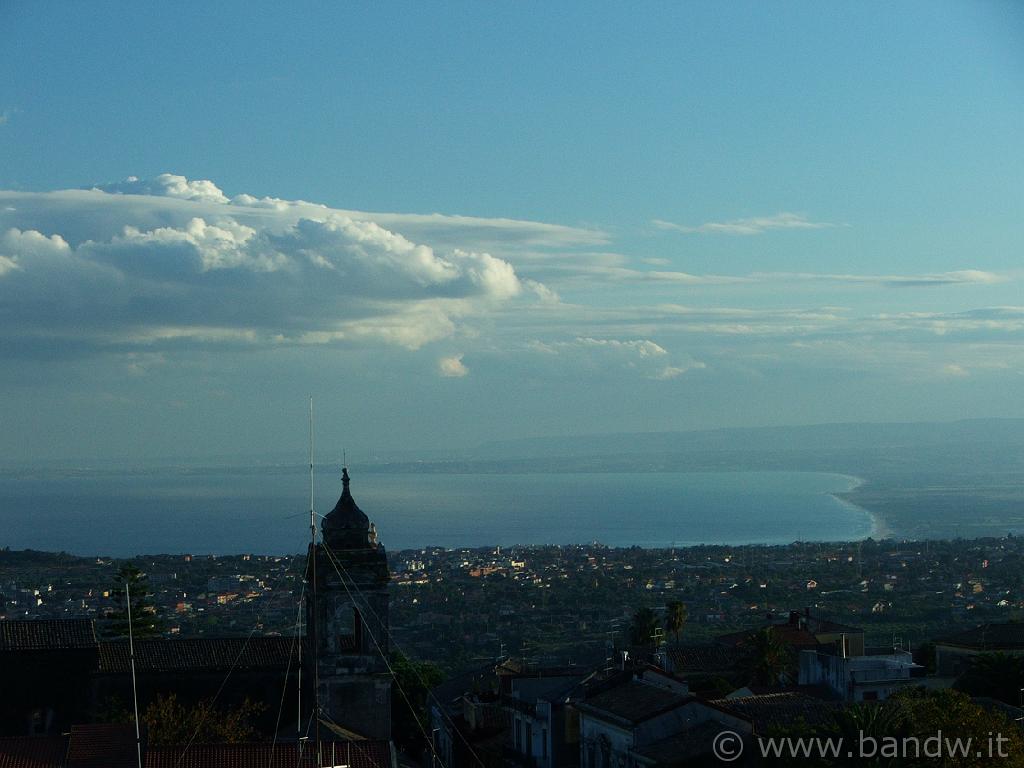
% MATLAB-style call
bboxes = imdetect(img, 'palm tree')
[743,627,792,688]
[665,600,688,644]
[629,607,660,647]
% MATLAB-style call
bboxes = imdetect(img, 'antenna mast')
[125,580,143,768]
[308,396,321,760]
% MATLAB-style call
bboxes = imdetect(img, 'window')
[542,728,548,759]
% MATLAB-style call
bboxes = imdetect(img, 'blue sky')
[0,2,1022,462]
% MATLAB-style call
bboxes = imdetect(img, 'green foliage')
[390,651,446,753]
[741,626,793,688]
[665,600,688,644]
[98,692,265,745]
[769,689,1024,767]
[629,607,660,647]
[105,563,163,638]
[954,652,1024,706]
[144,693,266,745]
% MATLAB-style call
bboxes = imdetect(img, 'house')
[428,659,509,768]
[716,609,866,657]
[934,623,1024,676]
[504,666,594,768]
[574,667,750,768]
[0,725,395,768]
[798,649,923,702]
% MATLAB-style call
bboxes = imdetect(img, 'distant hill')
[474,418,1024,460]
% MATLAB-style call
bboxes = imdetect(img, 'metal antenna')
[310,397,315,540]
[308,396,321,761]
[125,579,143,768]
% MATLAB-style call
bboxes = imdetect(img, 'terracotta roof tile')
[67,724,136,768]
[144,740,392,768]
[576,680,690,725]
[937,623,1024,651]
[709,692,840,732]
[0,736,68,768]
[98,636,295,673]
[0,620,97,652]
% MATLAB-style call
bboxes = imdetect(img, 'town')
[3,535,1022,672]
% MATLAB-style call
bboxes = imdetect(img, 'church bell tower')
[308,467,391,739]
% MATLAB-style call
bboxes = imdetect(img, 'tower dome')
[321,467,372,549]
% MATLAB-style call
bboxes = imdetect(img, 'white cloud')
[653,212,839,235]
[652,362,706,380]
[756,270,1006,287]
[438,353,469,377]
[521,335,704,380]
[940,363,969,378]
[0,176,560,356]
[573,337,667,357]
[94,173,230,203]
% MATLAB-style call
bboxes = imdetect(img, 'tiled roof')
[811,618,863,635]
[666,644,741,674]
[98,636,296,673]
[715,625,820,651]
[0,619,97,652]
[936,623,1024,651]
[635,722,732,766]
[66,724,137,768]
[576,680,690,725]
[0,736,68,768]
[709,692,840,732]
[145,740,393,768]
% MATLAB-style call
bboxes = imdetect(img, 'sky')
[0,2,1022,464]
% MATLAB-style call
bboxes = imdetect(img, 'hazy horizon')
[2,3,1022,464]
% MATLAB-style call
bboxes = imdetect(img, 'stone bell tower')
[307,467,391,739]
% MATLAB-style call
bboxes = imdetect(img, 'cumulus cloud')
[95,173,230,203]
[438,353,469,377]
[522,336,704,380]
[653,212,839,235]
[652,362,706,380]
[0,175,565,356]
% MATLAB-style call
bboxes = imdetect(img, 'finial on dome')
[322,465,370,548]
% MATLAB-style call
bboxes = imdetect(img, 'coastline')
[830,474,892,540]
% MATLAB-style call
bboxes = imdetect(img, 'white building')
[799,649,922,702]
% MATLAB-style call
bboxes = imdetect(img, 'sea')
[0,468,875,557]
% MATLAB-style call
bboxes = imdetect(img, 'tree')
[629,607,660,647]
[665,600,688,644]
[390,651,446,754]
[105,563,163,638]
[891,688,1024,767]
[742,627,792,688]
[97,693,265,745]
[954,652,1024,706]
[142,693,265,745]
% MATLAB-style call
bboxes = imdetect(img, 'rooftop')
[710,693,840,732]
[0,619,97,652]
[936,622,1024,651]
[98,636,296,673]
[576,679,690,726]
[144,740,393,768]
